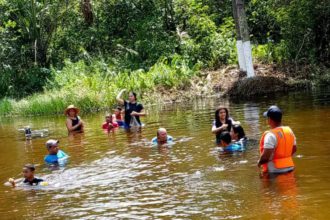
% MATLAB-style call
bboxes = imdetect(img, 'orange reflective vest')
[259,126,295,172]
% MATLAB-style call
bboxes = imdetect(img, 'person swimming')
[152,128,174,145]
[102,113,119,130]
[219,132,244,152]
[231,124,248,148]
[8,164,44,187]
[44,139,68,164]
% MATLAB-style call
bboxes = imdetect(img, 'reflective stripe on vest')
[259,126,295,172]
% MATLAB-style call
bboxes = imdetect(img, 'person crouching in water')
[102,113,119,130]
[9,164,44,187]
[231,125,247,148]
[65,105,84,133]
[219,132,244,153]
[152,128,174,145]
[44,139,68,164]
[212,107,238,146]
[258,106,296,174]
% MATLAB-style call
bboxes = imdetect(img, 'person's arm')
[66,118,82,132]
[257,149,274,167]
[8,178,16,187]
[212,124,228,134]
[131,109,146,116]
[116,89,126,105]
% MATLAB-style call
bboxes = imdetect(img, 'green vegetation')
[0,0,329,115]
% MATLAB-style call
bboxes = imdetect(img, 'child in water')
[9,164,44,187]
[113,107,124,127]
[102,113,119,130]
[219,132,244,152]
[44,139,68,164]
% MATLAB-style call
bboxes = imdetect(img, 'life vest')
[259,126,295,172]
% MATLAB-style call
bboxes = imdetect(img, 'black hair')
[130,92,137,101]
[219,132,231,144]
[270,115,282,123]
[24,164,35,172]
[232,125,246,140]
[215,107,229,127]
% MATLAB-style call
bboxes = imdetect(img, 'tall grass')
[0,55,198,116]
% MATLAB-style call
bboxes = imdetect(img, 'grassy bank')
[0,56,198,116]
[0,58,329,117]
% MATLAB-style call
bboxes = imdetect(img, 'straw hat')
[64,105,80,115]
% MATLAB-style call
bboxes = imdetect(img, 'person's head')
[105,114,112,123]
[128,92,137,103]
[46,139,59,155]
[219,132,232,147]
[263,105,282,128]
[64,105,80,117]
[114,107,122,116]
[22,164,35,179]
[231,125,246,141]
[215,107,229,126]
[157,128,168,143]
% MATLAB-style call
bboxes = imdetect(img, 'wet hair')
[24,164,35,172]
[129,92,137,101]
[215,107,229,127]
[220,132,232,144]
[232,125,246,140]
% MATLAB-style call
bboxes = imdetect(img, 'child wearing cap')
[8,164,44,187]
[44,139,68,164]
[219,132,244,153]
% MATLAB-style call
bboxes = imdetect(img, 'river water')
[0,89,330,219]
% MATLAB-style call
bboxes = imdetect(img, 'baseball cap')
[45,139,59,149]
[263,105,282,121]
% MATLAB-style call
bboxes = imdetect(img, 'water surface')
[0,89,330,219]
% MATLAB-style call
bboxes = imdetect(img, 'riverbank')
[0,63,328,116]
[150,64,329,103]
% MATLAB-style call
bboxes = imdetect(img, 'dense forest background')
[0,0,329,103]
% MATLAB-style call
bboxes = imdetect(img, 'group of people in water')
[8,90,297,187]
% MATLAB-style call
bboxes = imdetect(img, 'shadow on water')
[0,88,330,218]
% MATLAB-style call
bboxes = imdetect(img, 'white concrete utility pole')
[232,0,255,77]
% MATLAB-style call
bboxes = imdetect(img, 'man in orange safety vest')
[258,106,297,174]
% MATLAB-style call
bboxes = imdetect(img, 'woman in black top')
[116,89,146,128]
[212,106,235,146]
[65,105,84,133]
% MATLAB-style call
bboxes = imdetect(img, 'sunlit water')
[0,89,330,219]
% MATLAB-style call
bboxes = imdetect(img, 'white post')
[236,40,246,71]
[243,41,254,77]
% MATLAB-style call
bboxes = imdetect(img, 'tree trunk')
[82,0,93,26]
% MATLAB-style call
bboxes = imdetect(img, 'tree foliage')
[0,0,329,99]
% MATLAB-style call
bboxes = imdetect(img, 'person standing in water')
[152,128,174,145]
[258,106,297,174]
[65,105,84,133]
[116,89,146,129]
[212,107,238,146]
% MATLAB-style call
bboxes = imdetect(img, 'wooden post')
[233,0,255,77]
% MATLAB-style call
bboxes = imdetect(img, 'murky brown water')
[0,89,330,219]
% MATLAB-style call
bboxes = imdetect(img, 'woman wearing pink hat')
[65,105,84,133]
